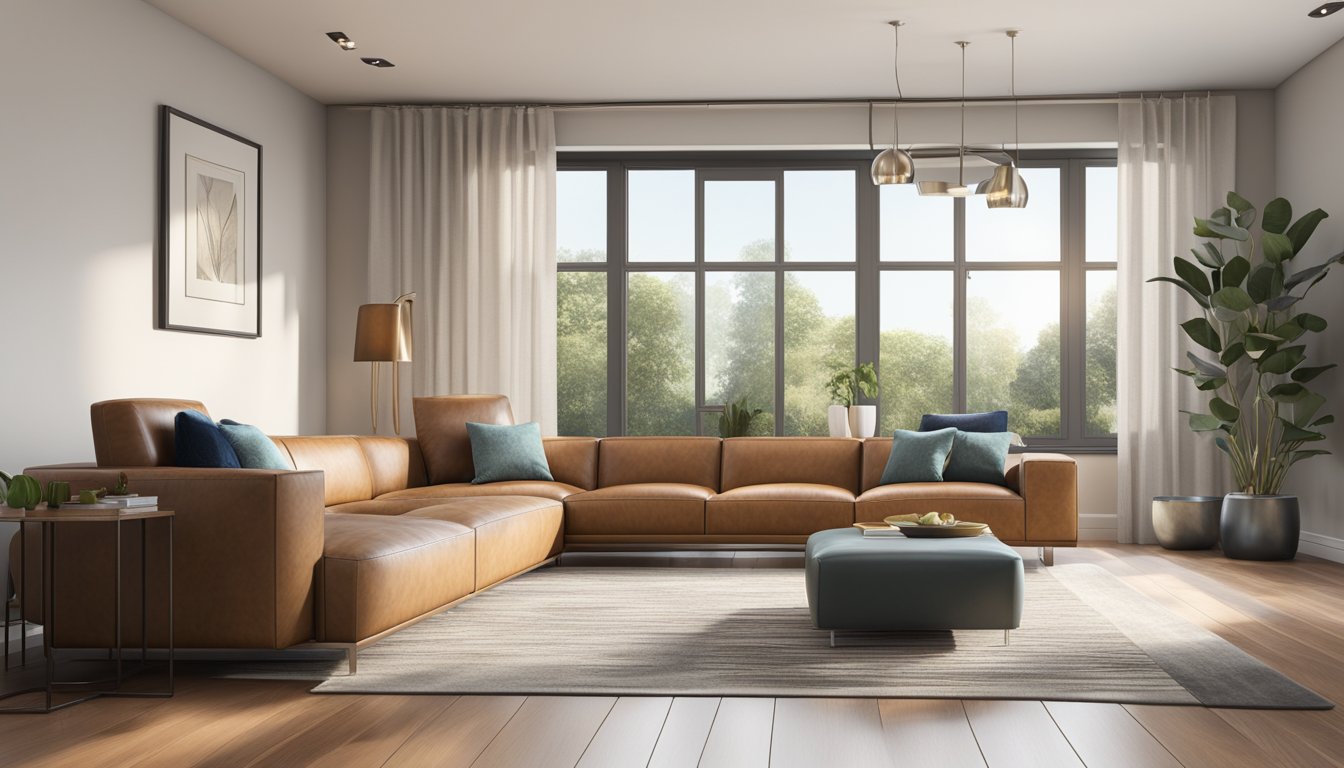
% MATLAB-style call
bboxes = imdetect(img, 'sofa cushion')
[219,420,293,470]
[944,431,1013,485]
[707,483,855,535]
[377,480,583,503]
[597,437,721,489]
[880,428,956,484]
[277,436,374,506]
[91,398,210,467]
[467,422,554,484]
[319,513,475,643]
[174,410,241,469]
[565,483,712,536]
[920,410,1009,433]
[855,482,1026,542]
[356,436,427,497]
[720,438,860,493]
[413,395,515,485]
[403,496,563,589]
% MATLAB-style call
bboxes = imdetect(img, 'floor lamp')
[353,292,415,434]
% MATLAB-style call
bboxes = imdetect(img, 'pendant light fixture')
[870,21,915,185]
[917,41,973,197]
[985,30,1030,209]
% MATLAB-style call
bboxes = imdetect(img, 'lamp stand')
[369,362,380,434]
[392,363,402,435]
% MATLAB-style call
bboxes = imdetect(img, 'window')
[557,154,1116,451]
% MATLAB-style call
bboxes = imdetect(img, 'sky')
[557,165,1118,352]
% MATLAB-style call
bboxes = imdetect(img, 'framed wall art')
[159,105,262,338]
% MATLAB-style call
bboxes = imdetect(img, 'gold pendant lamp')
[870,21,915,185]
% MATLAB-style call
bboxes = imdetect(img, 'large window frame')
[559,150,1117,452]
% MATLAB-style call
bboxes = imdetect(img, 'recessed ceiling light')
[326,31,357,50]
[361,57,395,68]
[1309,2,1344,17]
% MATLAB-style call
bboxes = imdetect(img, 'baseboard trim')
[1299,530,1344,564]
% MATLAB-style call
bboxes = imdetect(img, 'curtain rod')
[335,90,1233,111]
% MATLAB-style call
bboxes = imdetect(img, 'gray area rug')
[306,564,1329,708]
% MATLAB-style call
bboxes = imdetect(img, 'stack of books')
[852,522,905,537]
[59,494,159,512]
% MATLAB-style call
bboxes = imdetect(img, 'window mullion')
[953,197,968,414]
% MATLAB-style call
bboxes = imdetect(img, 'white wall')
[1275,38,1344,563]
[0,0,327,578]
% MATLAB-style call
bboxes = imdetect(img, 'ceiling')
[144,0,1344,104]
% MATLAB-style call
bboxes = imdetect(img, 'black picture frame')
[158,105,262,338]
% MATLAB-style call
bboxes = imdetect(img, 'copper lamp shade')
[353,292,415,434]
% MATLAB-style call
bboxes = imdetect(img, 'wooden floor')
[1,544,1342,768]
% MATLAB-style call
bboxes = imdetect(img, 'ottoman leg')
[1039,547,1054,566]
[1004,630,1010,646]
[830,630,835,648]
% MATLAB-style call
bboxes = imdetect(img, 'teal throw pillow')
[219,420,293,470]
[466,421,554,484]
[880,428,957,484]
[943,430,1013,485]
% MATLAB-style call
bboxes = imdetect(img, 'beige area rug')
[303,564,1329,708]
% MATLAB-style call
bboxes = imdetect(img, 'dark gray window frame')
[558,150,1117,453]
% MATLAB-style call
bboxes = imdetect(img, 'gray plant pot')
[1220,493,1299,561]
[1151,496,1222,550]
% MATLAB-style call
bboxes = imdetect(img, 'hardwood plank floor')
[0,544,1340,767]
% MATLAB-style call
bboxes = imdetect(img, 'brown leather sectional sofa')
[15,395,1077,665]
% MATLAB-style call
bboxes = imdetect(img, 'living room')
[2,0,1343,765]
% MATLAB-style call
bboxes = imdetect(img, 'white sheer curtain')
[1116,95,1236,543]
[368,106,557,432]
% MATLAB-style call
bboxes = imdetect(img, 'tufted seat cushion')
[318,514,475,643]
[707,483,856,535]
[403,496,563,589]
[565,483,713,536]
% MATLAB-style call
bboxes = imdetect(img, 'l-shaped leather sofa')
[15,395,1077,666]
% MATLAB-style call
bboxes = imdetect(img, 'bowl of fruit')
[884,512,989,538]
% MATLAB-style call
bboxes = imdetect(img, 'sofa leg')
[830,630,836,648]
[1039,547,1054,567]
[1004,629,1010,646]
[347,645,358,675]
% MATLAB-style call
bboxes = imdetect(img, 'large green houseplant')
[1150,192,1340,559]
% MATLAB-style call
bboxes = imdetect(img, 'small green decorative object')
[4,474,44,511]
[45,481,71,509]
[78,489,103,505]
[111,472,129,496]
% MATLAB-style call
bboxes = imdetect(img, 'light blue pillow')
[219,420,293,471]
[466,422,554,484]
[944,430,1013,485]
[880,428,957,484]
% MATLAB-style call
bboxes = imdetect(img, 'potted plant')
[719,397,764,438]
[1150,192,1340,560]
[826,362,879,438]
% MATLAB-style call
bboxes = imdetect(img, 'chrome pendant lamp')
[986,30,1029,209]
[871,20,914,185]
[917,41,974,198]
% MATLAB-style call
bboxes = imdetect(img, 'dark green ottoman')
[804,528,1024,646]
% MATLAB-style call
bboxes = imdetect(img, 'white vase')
[827,405,851,437]
[847,405,877,439]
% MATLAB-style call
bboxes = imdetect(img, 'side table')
[0,507,174,713]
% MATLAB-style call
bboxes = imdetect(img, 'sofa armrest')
[18,466,325,649]
[1005,454,1078,544]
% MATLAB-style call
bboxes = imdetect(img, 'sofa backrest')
[544,437,600,490]
[413,395,514,484]
[720,437,862,493]
[597,437,722,489]
[90,398,210,467]
[860,438,893,492]
[273,435,427,506]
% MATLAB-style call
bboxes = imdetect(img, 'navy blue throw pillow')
[919,410,1009,434]
[175,410,241,468]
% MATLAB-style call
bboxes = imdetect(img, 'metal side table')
[1,507,174,713]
